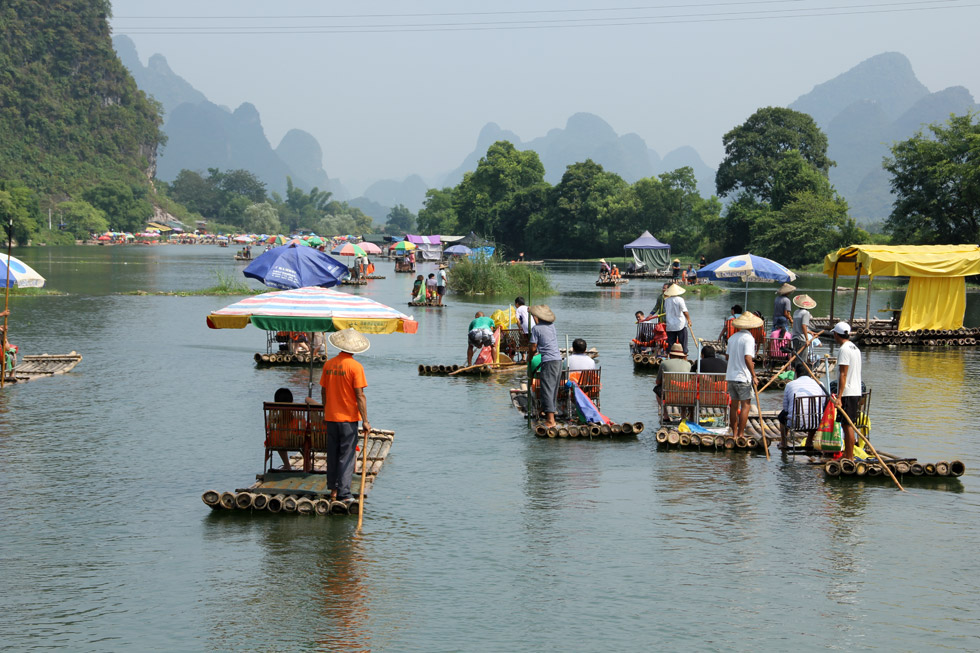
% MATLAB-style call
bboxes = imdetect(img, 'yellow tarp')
[823,244,980,278]
[824,244,979,331]
[899,276,966,331]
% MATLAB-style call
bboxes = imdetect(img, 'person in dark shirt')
[692,345,727,373]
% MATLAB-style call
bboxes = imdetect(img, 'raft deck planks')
[5,353,83,383]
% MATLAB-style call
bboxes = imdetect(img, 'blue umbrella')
[699,253,796,304]
[444,244,472,256]
[243,243,349,290]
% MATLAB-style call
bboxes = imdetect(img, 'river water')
[2,246,978,651]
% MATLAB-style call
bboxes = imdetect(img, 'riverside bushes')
[447,255,554,297]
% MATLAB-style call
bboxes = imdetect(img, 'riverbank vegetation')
[122,271,263,296]
[448,256,554,297]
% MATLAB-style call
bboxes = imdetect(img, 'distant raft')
[596,278,629,287]
[365,275,386,280]
[408,302,447,308]
[532,421,644,439]
[202,429,395,517]
[3,352,82,383]
[254,352,328,365]
[342,279,368,286]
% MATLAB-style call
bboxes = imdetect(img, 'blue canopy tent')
[624,231,670,272]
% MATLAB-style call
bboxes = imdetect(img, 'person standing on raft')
[662,283,692,355]
[773,283,796,330]
[791,294,817,363]
[726,312,762,440]
[833,321,862,460]
[528,305,561,428]
[308,328,371,505]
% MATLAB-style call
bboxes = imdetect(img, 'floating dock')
[3,352,83,383]
[202,429,395,516]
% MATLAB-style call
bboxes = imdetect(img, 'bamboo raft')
[632,353,662,370]
[655,407,776,452]
[233,254,252,261]
[254,352,327,365]
[365,275,386,280]
[202,429,395,517]
[408,302,447,308]
[809,317,980,348]
[342,279,368,286]
[596,278,629,287]
[531,421,645,439]
[821,457,966,481]
[622,270,673,279]
[3,352,83,383]
[419,362,521,376]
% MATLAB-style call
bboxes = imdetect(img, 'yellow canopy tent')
[823,245,980,331]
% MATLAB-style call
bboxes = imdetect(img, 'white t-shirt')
[516,305,534,334]
[725,330,755,383]
[836,340,862,397]
[665,296,688,332]
[567,353,596,371]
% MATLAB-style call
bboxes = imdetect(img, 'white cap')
[832,321,851,336]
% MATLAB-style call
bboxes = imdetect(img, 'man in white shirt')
[566,338,596,371]
[833,321,863,459]
[778,363,826,449]
[662,283,692,355]
[515,296,534,335]
[725,312,762,439]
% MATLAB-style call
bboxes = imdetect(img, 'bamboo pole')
[752,385,771,460]
[795,355,905,491]
[755,331,825,394]
[356,426,369,530]
[829,260,839,322]
[849,262,862,325]
[1,216,13,388]
[865,277,873,327]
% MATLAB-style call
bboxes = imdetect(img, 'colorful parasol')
[359,242,383,255]
[206,286,418,334]
[332,242,368,257]
[390,241,416,251]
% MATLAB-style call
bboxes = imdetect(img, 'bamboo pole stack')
[632,354,661,370]
[824,458,965,479]
[655,427,768,452]
[532,421,644,439]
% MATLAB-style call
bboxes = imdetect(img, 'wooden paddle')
[794,355,905,492]
[356,426,370,529]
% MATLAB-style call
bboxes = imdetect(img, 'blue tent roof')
[624,230,670,249]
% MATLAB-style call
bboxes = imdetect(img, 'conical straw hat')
[793,294,817,309]
[732,313,764,330]
[776,283,796,295]
[328,328,371,354]
[663,283,685,297]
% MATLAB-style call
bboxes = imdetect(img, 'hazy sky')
[109,0,980,185]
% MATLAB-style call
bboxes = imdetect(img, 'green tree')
[384,204,416,235]
[82,180,152,232]
[271,177,332,232]
[884,112,980,244]
[243,202,281,234]
[539,160,627,257]
[453,141,547,249]
[716,107,833,203]
[169,169,220,217]
[220,169,267,204]
[0,182,40,245]
[417,188,458,234]
[622,167,722,255]
[56,200,109,240]
[751,190,862,267]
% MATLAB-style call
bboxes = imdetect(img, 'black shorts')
[836,396,860,424]
[437,286,446,296]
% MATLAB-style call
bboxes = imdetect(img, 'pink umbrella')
[359,242,383,255]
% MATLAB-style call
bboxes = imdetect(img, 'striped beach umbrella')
[206,286,418,334]
[332,242,368,257]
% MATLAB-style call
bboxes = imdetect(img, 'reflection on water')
[1,250,979,650]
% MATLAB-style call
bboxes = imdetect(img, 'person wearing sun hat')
[726,312,763,439]
[654,342,692,421]
[662,283,693,355]
[791,294,817,362]
[528,304,561,428]
[773,282,796,330]
[310,328,371,504]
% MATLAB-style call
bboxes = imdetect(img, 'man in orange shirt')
[312,328,371,504]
